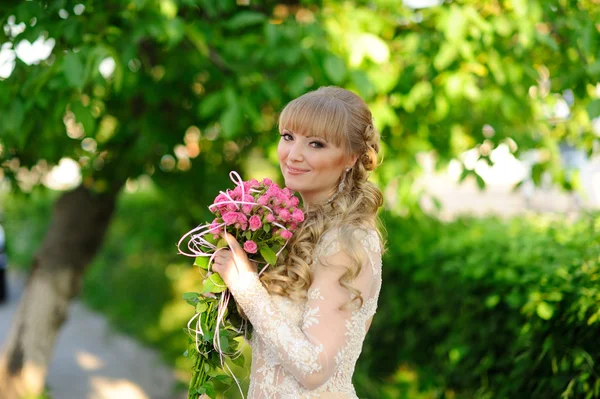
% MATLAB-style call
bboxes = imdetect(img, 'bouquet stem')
[187,302,216,399]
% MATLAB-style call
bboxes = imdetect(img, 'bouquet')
[177,171,304,398]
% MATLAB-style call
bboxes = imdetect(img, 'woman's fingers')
[221,232,245,261]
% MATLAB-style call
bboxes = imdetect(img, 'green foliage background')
[1,0,600,398]
[4,191,600,398]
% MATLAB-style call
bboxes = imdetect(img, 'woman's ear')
[346,154,359,169]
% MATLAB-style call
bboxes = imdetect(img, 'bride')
[213,86,384,399]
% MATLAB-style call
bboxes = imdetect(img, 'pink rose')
[257,195,269,206]
[222,212,238,226]
[236,213,248,230]
[290,196,299,207]
[243,240,258,254]
[241,194,255,214]
[231,186,242,198]
[279,209,291,222]
[262,178,272,186]
[265,213,275,223]
[212,193,229,213]
[249,215,262,231]
[292,209,304,223]
[214,193,228,206]
[280,230,293,240]
[209,218,222,234]
[267,185,280,197]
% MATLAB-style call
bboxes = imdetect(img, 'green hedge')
[356,212,600,399]
[4,190,600,398]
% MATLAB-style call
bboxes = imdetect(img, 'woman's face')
[277,128,355,204]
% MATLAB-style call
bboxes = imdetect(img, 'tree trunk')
[0,184,121,398]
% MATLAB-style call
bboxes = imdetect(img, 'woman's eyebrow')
[282,128,328,142]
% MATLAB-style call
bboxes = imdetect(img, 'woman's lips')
[287,165,309,174]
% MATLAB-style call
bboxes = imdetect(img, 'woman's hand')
[212,232,258,288]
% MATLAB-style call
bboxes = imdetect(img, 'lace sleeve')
[229,229,380,390]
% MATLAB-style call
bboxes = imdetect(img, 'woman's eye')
[310,141,324,148]
[281,133,293,141]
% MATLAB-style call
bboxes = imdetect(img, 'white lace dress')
[230,228,383,399]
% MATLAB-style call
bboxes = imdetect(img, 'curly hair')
[260,86,384,308]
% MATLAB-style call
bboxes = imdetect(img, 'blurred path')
[0,271,182,399]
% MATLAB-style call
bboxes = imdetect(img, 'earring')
[324,168,351,205]
[336,168,351,193]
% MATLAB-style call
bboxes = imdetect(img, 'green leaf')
[485,294,500,308]
[63,52,85,89]
[324,55,347,84]
[195,301,208,313]
[217,335,229,352]
[531,163,545,186]
[225,11,266,30]
[209,272,226,288]
[231,353,246,367]
[204,234,217,245]
[203,272,227,293]
[214,374,233,385]
[203,383,216,399]
[350,70,374,99]
[475,173,485,190]
[71,100,95,135]
[165,17,185,47]
[260,245,277,265]
[536,302,554,320]
[220,104,243,138]
[263,224,271,234]
[194,256,210,270]
[586,60,600,77]
[182,292,200,305]
[586,99,600,120]
[198,91,224,118]
[202,278,216,294]
[4,98,25,137]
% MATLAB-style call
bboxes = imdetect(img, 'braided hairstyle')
[261,86,384,307]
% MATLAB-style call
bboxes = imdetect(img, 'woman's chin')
[283,180,301,191]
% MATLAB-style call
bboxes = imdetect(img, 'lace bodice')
[230,228,383,399]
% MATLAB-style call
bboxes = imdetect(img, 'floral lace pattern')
[230,228,382,399]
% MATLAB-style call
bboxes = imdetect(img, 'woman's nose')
[288,141,304,162]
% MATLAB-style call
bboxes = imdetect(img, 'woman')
[213,86,384,398]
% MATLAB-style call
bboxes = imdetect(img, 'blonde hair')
[261,86,384,308]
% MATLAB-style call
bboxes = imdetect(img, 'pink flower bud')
[265,213,275,223]
[280,230,293,240]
